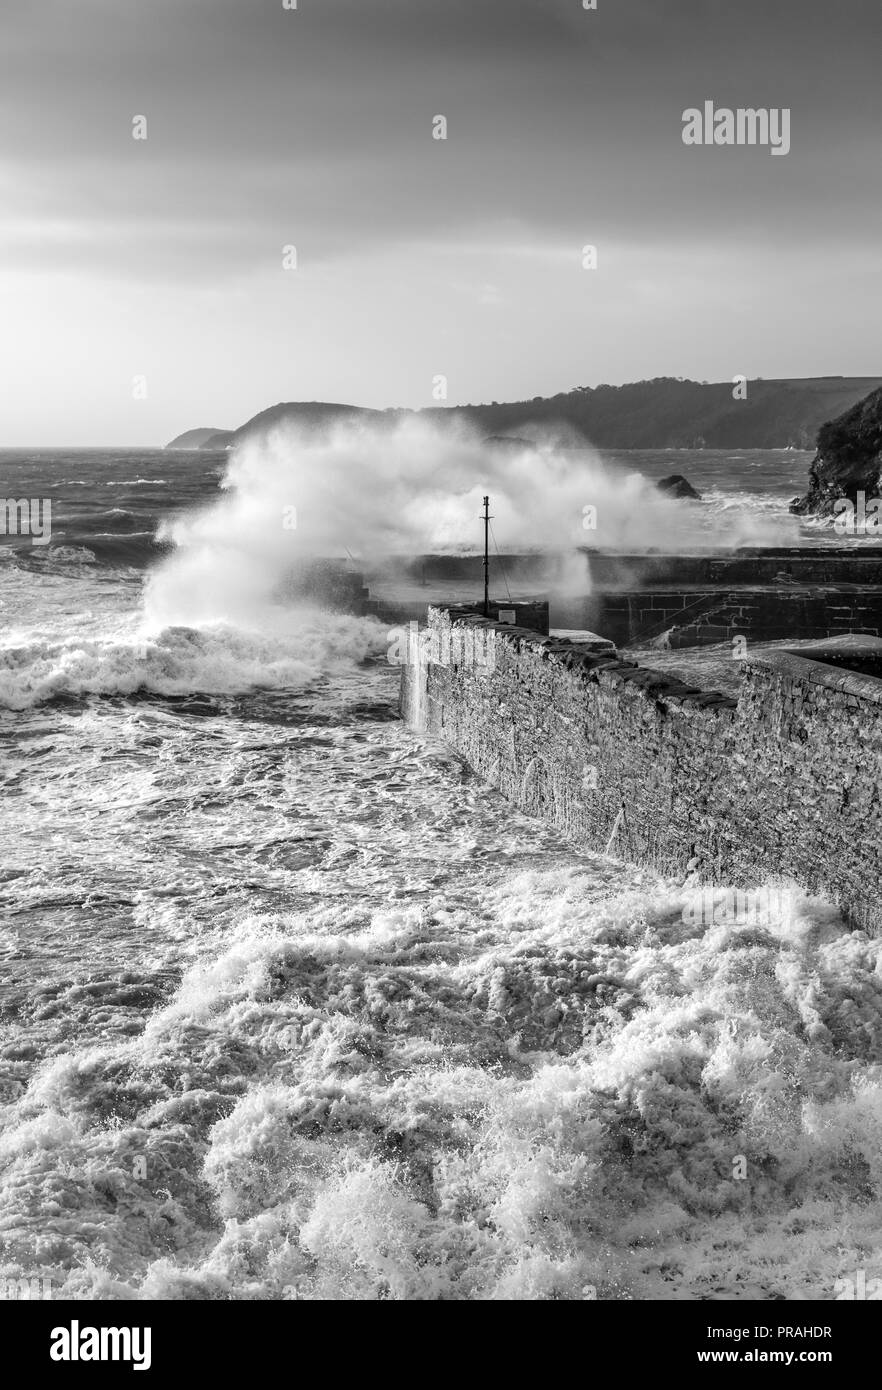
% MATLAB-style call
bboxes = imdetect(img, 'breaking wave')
[2,868,881,1300]
[0,610,387,711]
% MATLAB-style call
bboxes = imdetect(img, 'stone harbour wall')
[551,586,882,648]
[401,607,882,932]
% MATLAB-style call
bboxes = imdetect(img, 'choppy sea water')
[581,447,864,546]
[1,449,881,1301]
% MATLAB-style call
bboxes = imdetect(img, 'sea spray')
[143,415,785,632]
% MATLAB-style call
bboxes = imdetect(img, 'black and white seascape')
[2,0,882,1336]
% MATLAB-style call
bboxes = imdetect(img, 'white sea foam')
[2,860,881,1301]
[0,551,388,711]
[1,443,877,1303]
[0,611,387,710]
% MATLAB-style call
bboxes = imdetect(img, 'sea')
[1,445,880,1301]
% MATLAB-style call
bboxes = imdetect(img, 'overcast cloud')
[1,0,880,443]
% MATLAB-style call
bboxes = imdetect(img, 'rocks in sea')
[482,435,537,451]
[790,384,882,515]
[656,473,702,500]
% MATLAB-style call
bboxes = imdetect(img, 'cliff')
[790,385,882,515]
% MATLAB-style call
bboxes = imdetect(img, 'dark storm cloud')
[2,0,882,281]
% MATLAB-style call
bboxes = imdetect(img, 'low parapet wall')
[401,608,882,932]
[391,548,882,587]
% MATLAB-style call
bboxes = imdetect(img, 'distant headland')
[165,375,882,453]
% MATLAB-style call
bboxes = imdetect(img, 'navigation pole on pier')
[482,495,492,617]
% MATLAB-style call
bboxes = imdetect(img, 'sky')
[1,0,881,445]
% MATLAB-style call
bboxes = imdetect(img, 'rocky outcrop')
[657,474,701,500]
[790,385,882,515]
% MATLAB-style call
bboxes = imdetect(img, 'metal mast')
[482,495,492,616]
